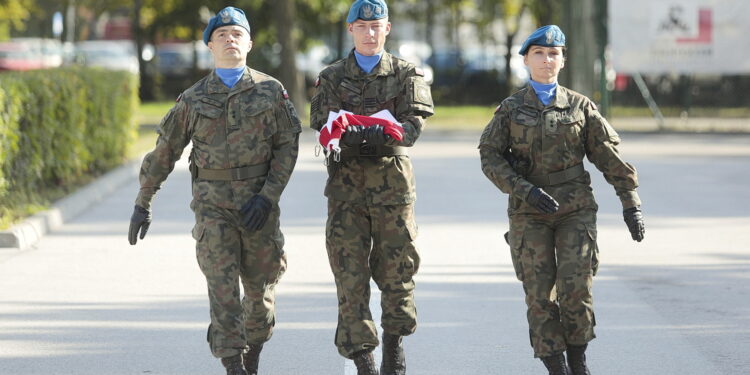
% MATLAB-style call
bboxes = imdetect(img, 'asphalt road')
[1,130,749,374]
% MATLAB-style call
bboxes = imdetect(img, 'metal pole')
[632,72,666,130]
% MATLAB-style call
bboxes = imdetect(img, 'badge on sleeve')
[283,89,289,100]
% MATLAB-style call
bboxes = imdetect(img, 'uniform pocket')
[191,223,205,241]
[586,225,599,276]
[509,230,525,281]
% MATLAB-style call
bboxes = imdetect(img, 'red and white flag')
[317,110,404,154]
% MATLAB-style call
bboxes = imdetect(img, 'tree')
[0,0,35,40]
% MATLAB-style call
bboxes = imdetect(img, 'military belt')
[197,163,269,181]
[339,144,408,159]
[526,163,585,186]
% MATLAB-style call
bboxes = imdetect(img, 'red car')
[0,42,44,71]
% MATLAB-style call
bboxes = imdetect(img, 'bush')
[0,67,139,228]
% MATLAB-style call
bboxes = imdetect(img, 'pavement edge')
[0,158,141,251]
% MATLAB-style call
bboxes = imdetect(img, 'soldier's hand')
[363,125,387,145]
[503,148,519,170]
[240,195,273,231]
[341,125,365,145]
[128,205,152,245]
[623,207,645,242]
[526,187,560,214]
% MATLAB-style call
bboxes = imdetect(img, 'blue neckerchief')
[354,50,384,74]
[216,67,245,88]
[529,80,558,106]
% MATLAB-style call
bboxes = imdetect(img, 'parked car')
[0,42,44,71]
[12,37,63,68]
[74,40,139,75]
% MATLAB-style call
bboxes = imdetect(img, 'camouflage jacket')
[479,85,640,215]
[135,68,301,210]
[309,50,434,205]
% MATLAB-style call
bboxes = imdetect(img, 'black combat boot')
[352,350,379,375]
[221,354,247,375]
[567,344,591,375]
[541,353,569,375]
[242,343,263,375]
[381,333,406,375]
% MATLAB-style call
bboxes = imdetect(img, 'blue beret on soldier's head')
[203,6,251,45]
[346,0,389,23]
[518,25,566,55]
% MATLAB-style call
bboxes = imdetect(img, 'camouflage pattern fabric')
[509,209,598,358]
[326,199,420,359]
[478,85,640,358]
[134,68,300,358]
[136,67,301,210]
[310,51,432,358]
[193,200,287,358]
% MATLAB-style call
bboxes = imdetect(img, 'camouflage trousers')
[508,208,599,358]
[326,199,420,359]
[191,200,287,359]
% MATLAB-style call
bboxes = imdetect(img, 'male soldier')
[479,25,645,374]
[127,7,301,375]
[309,0,433,374]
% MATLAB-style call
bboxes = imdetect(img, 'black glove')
[128,205,152,245]
[526,187,560,214]
[240,195,273,231]
[503,148,519,170]
[341,125,365,145]
[623,207,645,242]
[363,125,387,145]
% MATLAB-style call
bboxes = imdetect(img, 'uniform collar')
[345,49,393,78]
[207,66,255,94]
[523,84,571,110]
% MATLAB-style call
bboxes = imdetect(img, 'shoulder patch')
[283,89,289,100]
[314,77,320,87]
[414,67,424,77]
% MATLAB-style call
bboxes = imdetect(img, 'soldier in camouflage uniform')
[127,7,300,375]
[309,1,433,374]
[478,26,645,375]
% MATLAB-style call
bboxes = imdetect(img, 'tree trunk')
[273,0,305,111]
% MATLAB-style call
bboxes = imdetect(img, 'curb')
[0,158,141,251]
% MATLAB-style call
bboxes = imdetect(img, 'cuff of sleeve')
[258,189,280,205]
[135,189,156,210]
[512,178,535,202]
[618,190,641,210]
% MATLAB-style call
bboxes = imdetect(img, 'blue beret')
[347,0,388,23]
[203,7,251,45]
[518,25,566,55]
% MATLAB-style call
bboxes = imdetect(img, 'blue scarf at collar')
[529,80,558,106]
[216,67,245,88]
[354,50,384,74]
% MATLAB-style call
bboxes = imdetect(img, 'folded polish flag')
[317,109,404,154]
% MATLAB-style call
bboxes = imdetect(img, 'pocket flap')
[191,223,205,241]
[197,98,223,119]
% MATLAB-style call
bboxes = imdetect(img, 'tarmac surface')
[1,129,749,374]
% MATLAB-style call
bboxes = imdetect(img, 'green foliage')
[0,67,138,229]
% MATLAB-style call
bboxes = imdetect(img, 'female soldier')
[478,25,645,375]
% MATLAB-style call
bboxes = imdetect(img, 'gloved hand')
[503,148,519,170]
[128,205,152,245]
[341,125,365,145]
[526,187,560,214]
[623,207,645,242]
[363,124,387,145]
[240,195,273,231]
